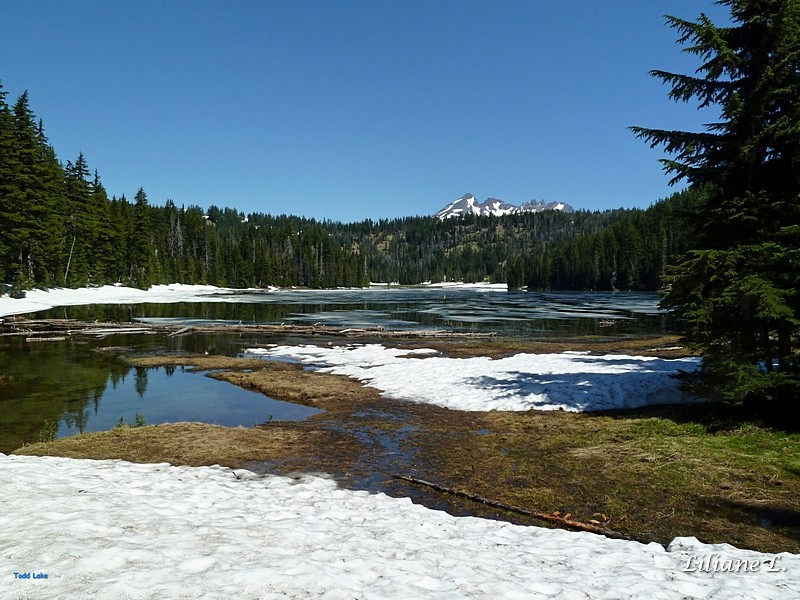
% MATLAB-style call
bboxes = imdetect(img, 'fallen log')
[7,318,81,330]
[82,327,153,335]
[168,326,195,337]
[393,474,630,540]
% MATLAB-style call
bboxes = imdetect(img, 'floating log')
[25,336,67,343]
[82,327,153,336]
[393,473,629,540]
[168,326,195,337]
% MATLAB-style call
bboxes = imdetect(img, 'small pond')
[55,366,321,436]
[0,337,321,453]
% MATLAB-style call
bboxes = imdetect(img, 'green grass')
[421,408,800,553]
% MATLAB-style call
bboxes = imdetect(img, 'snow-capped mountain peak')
[435,194,574,219]
[434,194,480,218]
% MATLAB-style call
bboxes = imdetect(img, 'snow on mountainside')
[435,193,574,219]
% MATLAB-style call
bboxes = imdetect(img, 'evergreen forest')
[0,81,697,295]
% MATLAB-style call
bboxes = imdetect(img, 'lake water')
[33,287,671,336]
[0,288,672,453]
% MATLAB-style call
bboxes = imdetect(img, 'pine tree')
[129,187,155,288]
[64,153,95,286]
[90,171,120,283]
[632,0,800,407]
[2,91,40,289]
[34,121,68,286]
[0,81,17,285]
[4,92,67,290]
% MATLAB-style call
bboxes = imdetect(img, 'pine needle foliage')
[632,0,800,409]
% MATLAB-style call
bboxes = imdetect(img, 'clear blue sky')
[1,1,730,222]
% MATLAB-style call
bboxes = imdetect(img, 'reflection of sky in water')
[284,309,420,329]
[58,367,321,439]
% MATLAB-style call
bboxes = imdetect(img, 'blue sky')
[1,1,730,222]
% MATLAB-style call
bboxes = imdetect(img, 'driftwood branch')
[169,326,195,337]
[393,474,630,540]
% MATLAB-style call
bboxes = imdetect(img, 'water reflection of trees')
[134,368,148,398]
[0,339,133,453]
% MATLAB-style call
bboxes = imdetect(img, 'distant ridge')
[435,194,574,219]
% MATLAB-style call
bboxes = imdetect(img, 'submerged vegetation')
[37,419,57,444]
[114,413,146,429]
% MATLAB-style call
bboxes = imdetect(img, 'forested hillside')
[0,85,368,291]
[0,82,695,293]
[339,191,697,289]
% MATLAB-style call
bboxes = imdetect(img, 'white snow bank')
[422,281,508,290]
[0,284,270,318]
[367,281,508,290]
[245,344,701,412]
[2,454,796,600]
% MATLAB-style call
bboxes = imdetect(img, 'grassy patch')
[393,334,692,359]
[210,368,381,412]
[420,409,800,553]
[124,355,273,371]
[37,420,58,444]
[15,422,316,467]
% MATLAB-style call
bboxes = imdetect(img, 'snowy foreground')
[246,344,701,412]
[2,454,798,600]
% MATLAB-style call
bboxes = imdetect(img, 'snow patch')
[245,344,701,412]
[3,454,796,599]
[421,281,508,290]
[0,284,276,318]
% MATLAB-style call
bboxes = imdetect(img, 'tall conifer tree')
[64,153,96,285]
[8,92,56,288]
[0,81,16,284]
[632,0,800,405]
[130,187,155,288]
[32,119,67,285]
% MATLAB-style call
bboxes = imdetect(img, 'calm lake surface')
[0,288,672,453]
